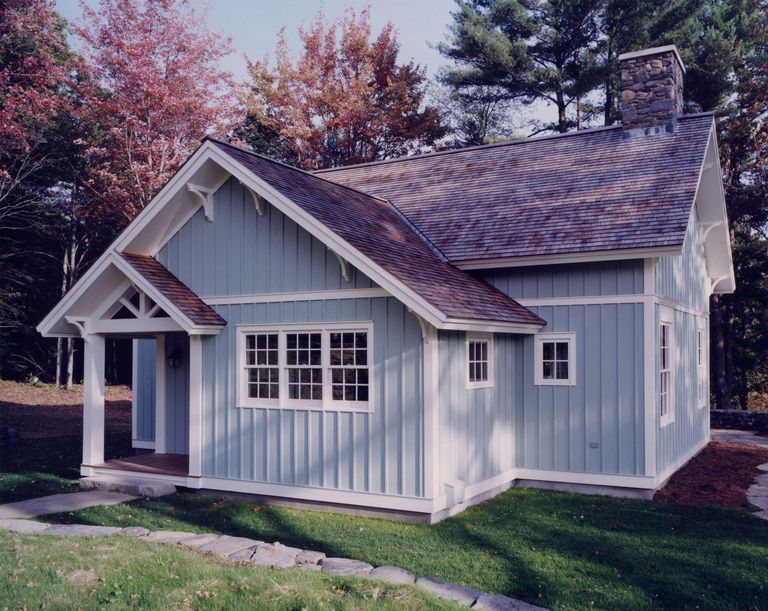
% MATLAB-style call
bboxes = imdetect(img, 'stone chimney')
[618,45,685,135]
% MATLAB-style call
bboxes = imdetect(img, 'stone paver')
[229,545,260,561]
[179,534,220,548]
[80,476,177,499]
[367,565,415,584]
[754,474,768,486]
[44,524,122,537]
[757,463,768,473]
[322,557,373,576]
[712,429,768,449]
[0,491,136,519]
[144,530,198,544]
[123,526,150,537]
[198,535,259,558]
[416,576,482,606]
[747,484,768,497]
[296,549,325,569]
[472,593,545,610]
[747,496,768,511]
[0,519,51,534]
[250,543,300,568]
[753,511,768,521]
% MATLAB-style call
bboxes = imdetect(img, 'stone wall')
[710,410,768,433]
[620,50,684,131]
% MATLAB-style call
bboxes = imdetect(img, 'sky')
[54,0,458,81]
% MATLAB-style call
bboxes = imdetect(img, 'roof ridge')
[204,136,390,204]
[314,112,716,174]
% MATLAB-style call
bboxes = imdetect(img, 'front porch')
[87,452,190,478]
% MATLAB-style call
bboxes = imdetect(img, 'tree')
[76,0,235,222]
[0,0,77,382]
[241,7,446,170]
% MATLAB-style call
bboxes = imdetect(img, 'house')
[38,45,734,522]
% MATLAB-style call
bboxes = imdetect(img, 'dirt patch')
[66,569,99,588]
[0,380,132,439]
[654,441,768,509]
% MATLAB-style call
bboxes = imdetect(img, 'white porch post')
[188,334,203,477]
[154,334,167,454]
[82,334,105,470]
[418,318,441,500]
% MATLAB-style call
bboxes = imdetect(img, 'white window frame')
[696,320,707,409]
[236,322,374,412]
[466,333,494,389]
[534,332,576,386]
[659,307,675,427]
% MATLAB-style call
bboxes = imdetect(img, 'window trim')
[466,333,494,389]
[236,322,374,412]
[534,332,576,386]
[696,319,707,410]
[659,307,675,428]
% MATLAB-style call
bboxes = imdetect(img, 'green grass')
[0,530,452,610]
[44,489,768,610]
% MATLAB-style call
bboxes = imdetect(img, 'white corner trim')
[186,183,215,222]
[643,260,657,477]
[417,316,441,500]
[203,288,389,306]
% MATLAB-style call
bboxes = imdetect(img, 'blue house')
[38,46,734,522]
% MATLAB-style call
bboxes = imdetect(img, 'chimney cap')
[618,45,686,74]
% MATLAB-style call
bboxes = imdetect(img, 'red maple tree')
[76,0,235,221]
[243,7,445,170]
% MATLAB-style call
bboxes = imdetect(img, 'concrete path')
[711,429,768,449]
[0,491,137,519]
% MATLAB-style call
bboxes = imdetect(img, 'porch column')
[188,335,203,477]
[82,334,105,468]
[154,334,167,454]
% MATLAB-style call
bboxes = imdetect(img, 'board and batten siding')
[515,304,645,475]
[156,177,376,297]
[475,260,644,298]
[143,176,424,498]
[438,332,516,488]
[655,207,709,311]
[132,338,156,445]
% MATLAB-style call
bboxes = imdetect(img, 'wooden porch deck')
[90,453,189,477]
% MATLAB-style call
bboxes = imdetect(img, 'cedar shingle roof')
[316,114,713,262]
[210,139,544,327]
[120,252,225,327]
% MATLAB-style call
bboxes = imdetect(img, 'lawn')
[0,530,450,610]
[46,488,768,610]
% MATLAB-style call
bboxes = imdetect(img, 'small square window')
[467,334,493,389]
[535,333,575,386]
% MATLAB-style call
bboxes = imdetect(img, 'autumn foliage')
[242,8,445,170]
[75,0,235,220]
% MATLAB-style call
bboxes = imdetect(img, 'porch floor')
[90,453,189,477]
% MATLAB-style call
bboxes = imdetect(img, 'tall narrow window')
[466,334,493,389]
[659,319,673,426]
[330,331,369,403]
[697,326,707,408]
[285,332,322,402]
[534,333,576,386]
[244,332,279,402]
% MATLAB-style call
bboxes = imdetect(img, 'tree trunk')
[556,90,567,133]
[55,337,63,387]
[576,95,583,130]
[710,294,732,409]
[66,337,74,389]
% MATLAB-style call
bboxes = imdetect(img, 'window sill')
[534,380,576,387]
[660,416,675,428]
[236,403,373,413]
[466,382,494,390]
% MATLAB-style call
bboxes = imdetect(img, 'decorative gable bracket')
[187,183,216,222]
[333,252,351,282]
[240,181,266,216]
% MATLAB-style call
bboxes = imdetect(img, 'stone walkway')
[714,429,768,520]
[0,518,544,610]
[0,491,136,519]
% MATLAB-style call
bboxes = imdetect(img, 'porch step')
[80,476,177,499]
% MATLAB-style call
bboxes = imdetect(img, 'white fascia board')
[440,318,543,335]
[453,245,682,271]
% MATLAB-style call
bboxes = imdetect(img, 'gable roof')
[207,139,544,328]
[120,253,225,326]
[316,114,715,265]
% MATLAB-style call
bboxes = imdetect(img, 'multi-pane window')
[238,324,372,410]
[466,335,493,388]
[286,332,322,401]
[697,326,707,408]
[330,332,369,402]
[535,333,575,386]
[244,333,279,401]
[660,321,673,425]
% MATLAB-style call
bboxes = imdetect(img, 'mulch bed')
[0,380,132,439]
[654,441,768,509]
